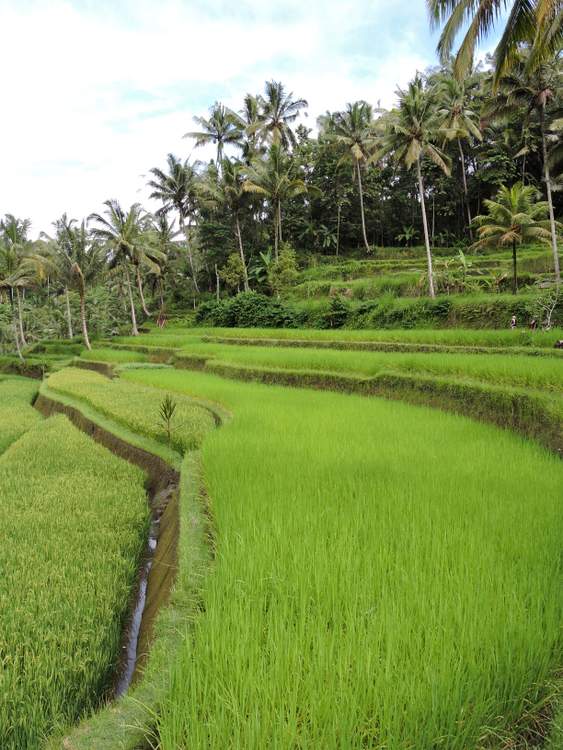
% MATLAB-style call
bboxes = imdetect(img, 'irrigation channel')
[34,392,181,695]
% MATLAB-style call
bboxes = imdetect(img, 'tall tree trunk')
[512,240,518,295]
[278,201,283,245]
[180,215,200,293]
[15,287,27,346]
[136,266,150,316]
[356,161,370,253]
[540,103,561,286]
[10,291,23,361]
[431,193,436,248]
[235,214,250,292]
[214,264,220,301]
[458,139,473,239]
[336,202,341,257]
[125,266,139,336]
[274,200,280,260]
[417,158,436,299]
[65,287,74,339]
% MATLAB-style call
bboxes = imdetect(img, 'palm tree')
[201,158,251,291]
[0,215,34,348]
[238,93,265,162]
[256,81,308,150]
[437,74,483,235]
[243,144,309,259]
[486,51,561,284]
[377,77,451,298]
[45,215,102,349]
[146,213,180,310]
[428,0,562,83]
[148,154,200,292]
[88,201,158,336]
[185,102,243,166]
[328,101,377,253]
[472,182,556,293]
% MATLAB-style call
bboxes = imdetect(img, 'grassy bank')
[123,367,562,748]
[0,415,148,749]
[47,368,216,453]
[0,377,41,453]
[111,324,563,350]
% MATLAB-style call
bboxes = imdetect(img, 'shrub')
[196,292,295,329]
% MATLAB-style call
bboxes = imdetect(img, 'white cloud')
[0,0,433,235]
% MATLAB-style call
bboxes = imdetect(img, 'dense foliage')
[0,46,560,350]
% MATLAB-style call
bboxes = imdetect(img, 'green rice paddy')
[123,366,562,748]
[0,414,148,749]
[48,368,216,453]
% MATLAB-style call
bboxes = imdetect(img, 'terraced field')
[0,322,561,748]
[0,379,149,749]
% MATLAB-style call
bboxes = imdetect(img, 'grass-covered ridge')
[47,367,216,453]
[0,377,41,453]
[112,324,563,350]
[175,342,563,393]
[124,367,562,748]
[0,415,148,750]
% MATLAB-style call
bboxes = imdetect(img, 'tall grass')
[80,347,148,363]
[0,415,148,749]
[112,325,563,349]
[176,342,563,393]
[124,368,562,748]
[48,368,216,452]
[0,377,41,453]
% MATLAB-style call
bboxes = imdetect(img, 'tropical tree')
[487,51,562,284]
[327,102,377,253]
[377,77,451,297]
[185,102,243,166]
[238,93,264,162]
[147,213,180,310]
[472,182,556,293]
[201,158,251,291]
[256,80,308,149]
[0,216,52,349]
[437,73,483,233]
[243,144,310,259]
[88,201,158,335]
[428,0,562,83]
[148,154,200,292]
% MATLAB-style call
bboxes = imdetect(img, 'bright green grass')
[47,368,216,453]
[176,341,563,393]
[0,377,41,453]
[0,415,148,750]
[123,367,562,748]
[112,325,563,350]
[80,347,148,363]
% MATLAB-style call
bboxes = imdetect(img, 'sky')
[0,0,496,236]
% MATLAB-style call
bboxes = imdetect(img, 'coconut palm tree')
[472,182,557,293]
[201,158,251,291]
[88,201,158,336]
[436,74,483,235]
[238,93,265,162]
[148,154,200,292]
[486,51,561,284]
[377,77,451,298]
[185,102,243,166]
[146,213,180,311]
[328,101,377,253]
[0,215,35,348]
[256,81,308,150]
[428,0,562,83]
[44,215,103,349]
[243,144,310,259]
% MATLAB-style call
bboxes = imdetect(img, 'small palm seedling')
[159,394,177,445]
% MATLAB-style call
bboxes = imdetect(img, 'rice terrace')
[0,1,562,748]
